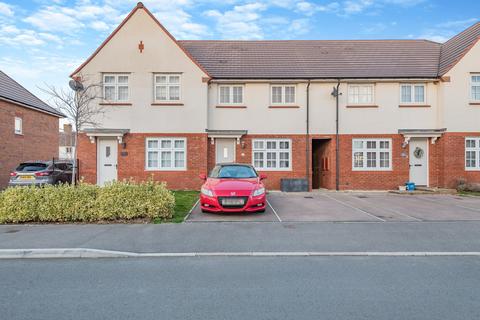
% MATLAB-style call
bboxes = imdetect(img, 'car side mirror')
[199,174,207,181]
[260,174,267,180]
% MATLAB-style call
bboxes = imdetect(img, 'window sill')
[99,102,132,106]
[255,168,292,172]
[465,168,480,171]
[352,169,393,172]
[268,105,300,109]
[346,105,378,108]
[151,103,184,106]
[216,105,247,108]
[14,133,23,136]
[145,168,187,172]
[469,102,480,106]
[398,104,431,108]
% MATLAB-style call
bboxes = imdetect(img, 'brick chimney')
[63,124,72,134]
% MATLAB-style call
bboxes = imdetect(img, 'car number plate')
[222,198,244,206]
[20,175,35,180]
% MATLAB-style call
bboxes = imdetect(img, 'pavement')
[1,256,480,320]
[2,221,480,254]
[187,192,480,222]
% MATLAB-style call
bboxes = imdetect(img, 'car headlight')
[252,187,265,197]
[201,187,214,197]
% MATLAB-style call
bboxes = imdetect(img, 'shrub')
[0,180,175,223]
[95,179,175,220]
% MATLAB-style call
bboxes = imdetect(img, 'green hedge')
[0,180,175,223]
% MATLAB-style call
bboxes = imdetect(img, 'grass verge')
[458,191,480,197]
[154,190,199,223]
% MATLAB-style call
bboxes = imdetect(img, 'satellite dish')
[69,79,84,91]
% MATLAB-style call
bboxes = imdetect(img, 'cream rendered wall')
[77,9,208,133]
[441,41,480,132]
[208,82,307,134]
[209,81,440,135]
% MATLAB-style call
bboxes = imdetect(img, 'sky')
[0,0,479,102]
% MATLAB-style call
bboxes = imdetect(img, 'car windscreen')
[15,163,49,172]
[210,165,257,179]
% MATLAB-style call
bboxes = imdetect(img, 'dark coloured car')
[8,160,73,187]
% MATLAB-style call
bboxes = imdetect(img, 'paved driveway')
[187,192,480,222]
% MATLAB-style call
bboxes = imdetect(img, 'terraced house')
[73,2,480,191]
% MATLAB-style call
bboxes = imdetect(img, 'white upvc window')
[154,74,181,102]
[103,74,129,102]
[465,137,480,170]
[352,139,392,171]
[146,138,186,171]
[252,139,291,171]
[400,83,426,104]
[471,74,480,101]
[348,84,375,105]
[14,117,22,135]
[218,85,244,105]
[271,85,296,105]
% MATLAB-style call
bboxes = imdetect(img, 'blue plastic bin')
[405,182,416,191]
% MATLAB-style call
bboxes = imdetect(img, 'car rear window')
[15,163,49,172]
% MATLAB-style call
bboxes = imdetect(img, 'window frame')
[465,137,480,171]
[270,85,296,105]
[399,83,426,105]
[352,138,392,171]
[347,83,375,105]
[252,138,292,171]
[145,137,187,171]
[14,117,22,135]
[218,84,244,105]
[470,74,480,102]
[103,73,130,103]
[154,73,182,103]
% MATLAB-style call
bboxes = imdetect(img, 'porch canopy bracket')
[206,129,248,145]
[83,128,130,144]
[398,128,446,146]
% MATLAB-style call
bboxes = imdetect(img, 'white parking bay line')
[416,196,480,213]
[267,200,282,222]
[354,195,422,221]
[183,199,200,222]
[321,193,386,222]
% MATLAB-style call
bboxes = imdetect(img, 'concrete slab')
[359,194,480,221]
[267,192,379,222]
[187,201,278,222]
[322,193,420,222]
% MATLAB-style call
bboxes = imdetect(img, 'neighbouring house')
[0,70,64,189]
[72,2,480,190]
[59,124,75,160]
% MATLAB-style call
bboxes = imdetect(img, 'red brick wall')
[77,133,97,184]
[438,132,480,188]
[0,100,59,189]
[77,131,480,191]
[78,133,208,190]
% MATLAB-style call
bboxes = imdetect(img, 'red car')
[199,163,267,213]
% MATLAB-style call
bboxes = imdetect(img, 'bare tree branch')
[39,74,104,184]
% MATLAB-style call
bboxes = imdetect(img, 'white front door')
[409,138,428,186]
[215,139,236,164]
[97,138,118,185]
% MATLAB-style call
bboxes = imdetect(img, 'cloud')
[436,18,478,29]
[288,18,311,36]
[154,8,209,39]
[24,7,82,32]
[204,2,267,39]
[417,18,479,43]
[296,1,340,16]
[343,0,375,14]
[90,21,111,31]
[0,1,13,16]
